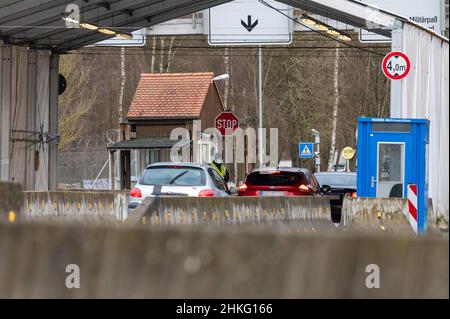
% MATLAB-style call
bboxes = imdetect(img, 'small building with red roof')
[126,72,224,137]
[108,72,225,189]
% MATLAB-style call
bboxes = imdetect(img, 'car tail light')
[199,189,215,197]
[238,183,248,191]
[299,184,310,192]
[351,192,357,198]
[130,187,142,198]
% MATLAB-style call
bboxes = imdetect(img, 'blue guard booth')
[357,118,429,234]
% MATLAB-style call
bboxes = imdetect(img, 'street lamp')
[311,129,321,173]
[212,74,230,82]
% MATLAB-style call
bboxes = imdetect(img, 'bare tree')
[150,37,157,73]
[223,47,231,110]
[159,37,165,73]
[59,55,97,150]
[327,43,340,171]
[165,36,178,72]
[118,47,126,124]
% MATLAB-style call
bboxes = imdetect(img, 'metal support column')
[109,150,116,190]
[120,150,131,190]
[390,22,404,118]
[0,44,12,181]
[48,54,59,190]
[258,46,264,167]
[26,50,37,190]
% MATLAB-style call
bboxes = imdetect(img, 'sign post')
[258,46,264,167]
[94,28,146,47]
[311,130,321,173]
[341,146,356,172]
[208,0,293,168]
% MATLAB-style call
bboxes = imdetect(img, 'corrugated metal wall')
[0,43,55,191]
[401,25,449,220]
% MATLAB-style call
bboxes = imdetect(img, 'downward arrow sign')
[241,15,258,32]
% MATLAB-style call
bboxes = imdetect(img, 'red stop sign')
[215,112,239,136]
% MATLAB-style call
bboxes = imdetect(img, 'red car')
[238,167,327,197]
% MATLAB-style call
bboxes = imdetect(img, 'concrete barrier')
[342,197,412,233]
[22,191,129,222]
[0,221,447,298]
[342,197,442,235]
[126,196,334,231]
[0,182,23,223]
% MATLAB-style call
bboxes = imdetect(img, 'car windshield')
[247,171,307,186]
[315,174,356,188]
[140,166,206,186]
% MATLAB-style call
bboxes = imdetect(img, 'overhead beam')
[284,0,397,32]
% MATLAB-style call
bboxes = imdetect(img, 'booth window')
[378,143,404,198]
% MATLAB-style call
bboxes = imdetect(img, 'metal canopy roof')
[0,0,428,52]
[0,0,231,51]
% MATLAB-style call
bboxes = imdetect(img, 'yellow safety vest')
[211,162,227,178]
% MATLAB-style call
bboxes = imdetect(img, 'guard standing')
[211,153,229,183]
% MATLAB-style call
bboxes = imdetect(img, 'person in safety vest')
[211,153,229,183]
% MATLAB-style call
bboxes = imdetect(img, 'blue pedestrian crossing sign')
[299,143,314,159]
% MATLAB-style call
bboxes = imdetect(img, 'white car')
[128,162,236,210]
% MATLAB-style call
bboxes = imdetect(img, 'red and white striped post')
[407,184,418,234]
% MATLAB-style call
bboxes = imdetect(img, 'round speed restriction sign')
[382,51,411,80]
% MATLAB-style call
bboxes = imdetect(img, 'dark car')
[314,172,357,222]
[238,167,327,197]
